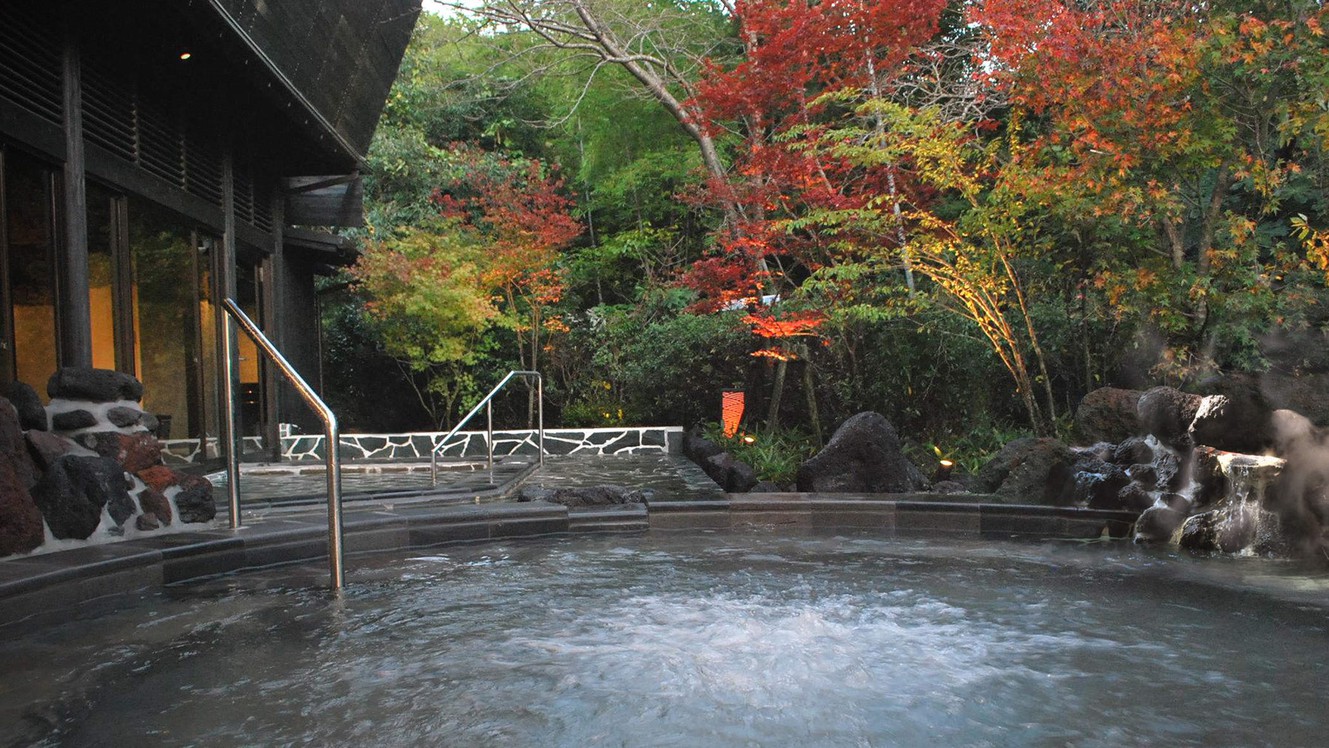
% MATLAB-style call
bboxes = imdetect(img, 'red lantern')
[721,390,745,438]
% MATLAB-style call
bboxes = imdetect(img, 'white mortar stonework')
[159,427,684,464]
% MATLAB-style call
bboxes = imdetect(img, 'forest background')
[323,0,1329,481]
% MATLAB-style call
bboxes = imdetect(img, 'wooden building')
[0,0,420,457]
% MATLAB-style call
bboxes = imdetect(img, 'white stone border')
[161,427,684,464]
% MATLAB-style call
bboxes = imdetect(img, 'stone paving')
[208,453,725,509]
[208,460,532,507]
[525,454,726,500]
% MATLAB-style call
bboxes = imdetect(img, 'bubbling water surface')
[5,533,1329,746]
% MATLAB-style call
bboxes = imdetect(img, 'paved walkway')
[209,454,725,510]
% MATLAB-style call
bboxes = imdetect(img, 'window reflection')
[128,198,201,439]
[2,151,59,394]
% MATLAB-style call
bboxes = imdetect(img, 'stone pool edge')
[0,496,1138,629]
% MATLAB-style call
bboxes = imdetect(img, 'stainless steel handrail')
[430,370,544,486]
[222,299,345,591]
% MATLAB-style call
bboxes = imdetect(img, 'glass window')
[236,259,264,438]
[127,197,201,439]
[2,150,59,395]
[86,183,119,372]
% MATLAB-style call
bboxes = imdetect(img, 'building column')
[262,192,283,458]
[58,19,91,367]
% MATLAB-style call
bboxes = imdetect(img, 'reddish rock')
[1,398,46,555]
[136,486,173,525]
[80,432,162,473]
[135,513,161,531]
[26,430,91,471]
[0,461,44,556]
[1074,388,1143,444]
[1,398,38,489]
[137,464,179,493]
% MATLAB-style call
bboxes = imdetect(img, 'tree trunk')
[801,349,822,445]
[766,358,787,433]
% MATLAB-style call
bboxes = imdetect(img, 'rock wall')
[1070,383,1329,560]
[0,368,216,557]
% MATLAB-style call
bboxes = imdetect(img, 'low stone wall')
[162,427,684,464]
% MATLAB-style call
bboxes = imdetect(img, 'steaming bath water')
[5,533,1329,746]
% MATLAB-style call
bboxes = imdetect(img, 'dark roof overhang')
[284,227,357,269]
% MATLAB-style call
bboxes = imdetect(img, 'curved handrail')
[222,299,345,591]
[430,371,544,486]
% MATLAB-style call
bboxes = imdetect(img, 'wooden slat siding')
[0,2,63,126]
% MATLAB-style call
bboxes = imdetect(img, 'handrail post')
[428,370,546,483]
[221,306,242,529]
[223,299,344,591]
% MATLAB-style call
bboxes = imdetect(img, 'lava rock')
[0,464,44,556]
[1189,394,1274,454]
[1269,409,1319,458]
[1190,374,1275,453]
[1176,511,1224,553]
[79,432,162,473]
[173,473,216,524]
[1126,463,1159,489]
[1137,386,1203,452]
[796,412,929,493]
[30,455,135,539]
[523,485,645,507]
[1190,446,1229,509]
[682,426,724,464]
[1135,503,1188,544]
[136,464,179,493]
[6,381,47,431]
[705,452,759,493]
[1177,503,1298,557]
[516,486,555,502]
[1,398,38,489]
[1070,457,1131,509]
[135,513,161,531]
[50,409,98,432]
[1111,437,1156,467]
[750,480,783,493]
[47,367,144,403]
[0,399,44,556]
[106,406,145,429]
[136,486,173,525]
[976,437,1076,505]
[1075,442,1117,463]
[26,429,94,472]
[1074,388,1143,444]
[1154,449,1185,492]
[1116,483,1155,512]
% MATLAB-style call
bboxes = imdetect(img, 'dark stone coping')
[0,494,1139,629]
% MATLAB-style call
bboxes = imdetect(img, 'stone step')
[567,505,649,534]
